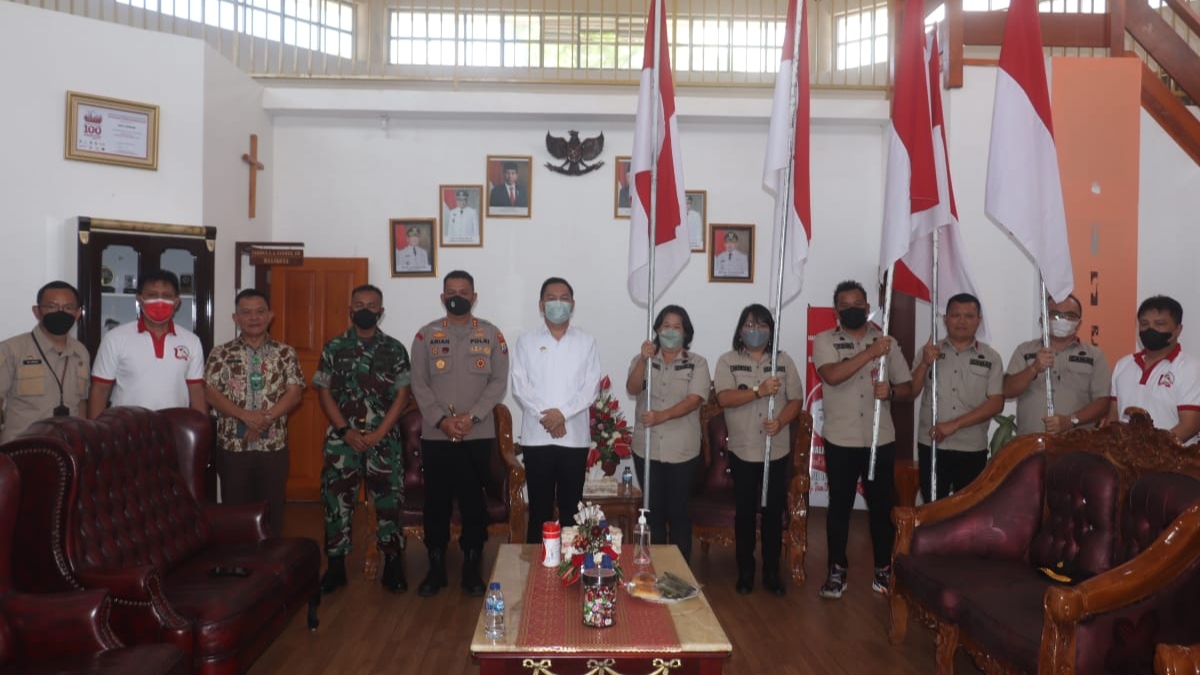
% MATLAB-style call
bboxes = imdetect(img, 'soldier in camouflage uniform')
[313,284,412,594]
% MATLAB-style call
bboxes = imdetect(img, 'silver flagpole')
[930,228,940,501]
[868,264,896,481]
[641,0,665,515]
[761,0,806,508]
[1040,279,1055,419]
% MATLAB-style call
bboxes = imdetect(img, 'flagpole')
[868,265,896,481]
[930,228,940,501]
[760,0,806,509]
[641,0,665,516]
[1040,279,1055,419]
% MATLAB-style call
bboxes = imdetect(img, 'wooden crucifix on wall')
[242,134,266,219]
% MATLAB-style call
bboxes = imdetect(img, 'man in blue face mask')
[510,277,602,541]
[1109,295,1200,444]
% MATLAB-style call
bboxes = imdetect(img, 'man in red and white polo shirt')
[1109,295,1200,444]
[87,269,206,417]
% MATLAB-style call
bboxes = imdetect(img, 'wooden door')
[271,258,368,501]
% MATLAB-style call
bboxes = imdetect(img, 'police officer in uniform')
[911,293,1004,502]
[1003,295,1110,436]
[410,270,509,597]
[714,303,804,595]
[314,284,412,594]
[0,281,89,441]
[813,280,913,600]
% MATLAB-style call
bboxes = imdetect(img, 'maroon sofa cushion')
[957,568,1051,675]
[895,555,1035,623]
[1120,472,1200,562]
[1029,451,1120,578]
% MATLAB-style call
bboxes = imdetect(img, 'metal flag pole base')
[869,264,897,481]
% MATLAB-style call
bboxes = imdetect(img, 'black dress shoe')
[461,549,487,597]
[762,569,786,596]
[320,556,347,594]
[381,553,407,593]
[735,571,754,595]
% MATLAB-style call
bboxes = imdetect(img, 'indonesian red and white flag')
[763,0,811,308]
[627,0,688,305]
[985,0,1073,302]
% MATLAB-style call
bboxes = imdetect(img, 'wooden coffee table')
[471,545,732,674]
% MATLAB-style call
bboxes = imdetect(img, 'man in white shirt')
[88,269,206,416]
[686,194,704,251]
[511,277,602,542]
[1109,295,1200,444]
[395,226,432,273]
[713,231,749,278]
[444,189,480,244]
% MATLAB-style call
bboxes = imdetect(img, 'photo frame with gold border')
[64,91,159,170]
[685,190,708,253]
[390,218,438,278]
[614,156,632,219]
[708,223,755,283]
[438,184,484,247]
[485,155,533,219]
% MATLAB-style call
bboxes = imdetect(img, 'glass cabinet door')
[161,247,197,332]
[99,244,141,336]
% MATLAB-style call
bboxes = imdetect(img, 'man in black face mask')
[1109,295,1200,444]
[0,281,90,441]
[409,270,509,597]
[812,280,913,599]
[312,284,412,594]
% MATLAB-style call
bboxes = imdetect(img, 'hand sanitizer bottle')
[633,508,652,566]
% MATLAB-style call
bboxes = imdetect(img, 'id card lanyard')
[30,331,71,416]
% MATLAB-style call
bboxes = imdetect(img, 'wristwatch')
[334,425,350,438]
[1069,415,1081,428]
[470,415,482,425]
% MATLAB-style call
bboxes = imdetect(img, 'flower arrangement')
[587,375,633,476]
[557,502,623,585]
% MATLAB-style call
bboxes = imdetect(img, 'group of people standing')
[1,269,1197,602]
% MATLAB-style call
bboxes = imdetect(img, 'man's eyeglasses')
[1049,311,1081,321]
[40,304,78,313]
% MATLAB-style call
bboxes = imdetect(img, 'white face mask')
[1049,317,1079,338]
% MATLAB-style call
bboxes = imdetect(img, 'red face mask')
[142,299,176,323]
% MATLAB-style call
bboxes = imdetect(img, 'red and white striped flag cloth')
[763,0,811,308]
[627,0,689,305]
[985,0,1073,302]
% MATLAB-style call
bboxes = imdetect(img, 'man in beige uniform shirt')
[0,281,90,441]
[410,270,509,598]
[813,280,913,600]
[1003,295,1110,436]
[911,293,1004,502]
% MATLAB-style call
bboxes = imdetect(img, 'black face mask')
[1139,328,1173,352]
[838,307,868,330]
[41,311,77,336]
[444,296,472,316]
[352,308,380,330]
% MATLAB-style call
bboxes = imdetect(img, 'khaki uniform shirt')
[0,329,90,442]
[813,326,912,447]
[713,350,803,461]
[628,351,711,463]
[1005,338,1111,436]
[411,317,510,442]
[918,339,1004,452]
[204,335,306,452]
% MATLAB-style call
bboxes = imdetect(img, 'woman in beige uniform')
[625,304,710,563]
[713,304,804,595]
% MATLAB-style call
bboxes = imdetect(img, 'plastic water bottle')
[484,582,506,639]
[621,466,634,496]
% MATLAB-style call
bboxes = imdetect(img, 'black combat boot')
[461,549,486,597]
[320,555,347,594]
[418,548,447,597]
[762,560,786,596]
[381,552,407,593]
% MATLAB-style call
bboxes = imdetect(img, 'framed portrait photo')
[65,91,159,170]
[614,156,632,219]
[685,190,707,252]
[439,184,484,247]
[390,218,437,278]
[486,155,532,219]
[708,223,755,283]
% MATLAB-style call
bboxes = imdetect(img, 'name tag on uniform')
[833,342,855,350]
[22,358,42,365]
[729,365,752,373]
[969,358,993,368]
[1068,355,1094,365]
[762,365,786,372]
[674,363,695,371]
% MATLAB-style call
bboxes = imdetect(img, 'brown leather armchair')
[1,407,321,675]
[1157,644,1200,675]
[0,453,188,675]
[691,395,814,583]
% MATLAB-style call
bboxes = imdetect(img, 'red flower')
[599,375,612,391]
[608,400,620,411]
[586,446,599,468]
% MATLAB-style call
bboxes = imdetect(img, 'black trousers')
[824,441,895,570]
[917,444,988,502]
[421,438,491,552]
[215,446,289,537]
[632,454,700,562]
[523,444,588,543]
[728,453,791,574]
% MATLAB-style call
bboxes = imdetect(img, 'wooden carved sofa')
[692,394,814,583]
[890,412,1200,675]
[0,407,320,675]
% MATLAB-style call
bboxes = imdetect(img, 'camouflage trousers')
[321,435,404,556]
